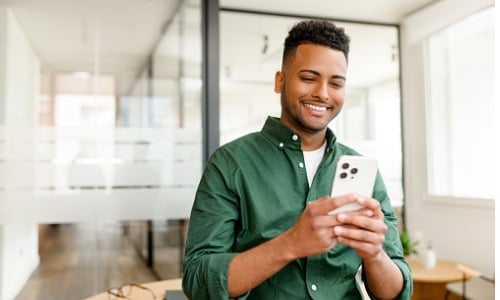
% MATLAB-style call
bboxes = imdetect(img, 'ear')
[274,71,283,93]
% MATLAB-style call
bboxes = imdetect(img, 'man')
[183,19,412,299]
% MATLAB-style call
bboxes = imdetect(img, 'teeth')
[304,103,327,111]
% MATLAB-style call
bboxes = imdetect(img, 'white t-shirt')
[303,141,327,187]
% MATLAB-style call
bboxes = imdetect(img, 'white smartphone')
[328,155,378,215]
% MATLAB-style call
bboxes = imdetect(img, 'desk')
[408,258,471,300]
[84,278,182,300]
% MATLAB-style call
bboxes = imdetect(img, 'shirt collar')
[261,116,337,151]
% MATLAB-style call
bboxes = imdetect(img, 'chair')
[444,264,495,300]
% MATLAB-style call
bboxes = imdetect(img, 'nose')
[311,81,329,101]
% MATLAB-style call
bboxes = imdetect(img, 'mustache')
[300,99,334,109]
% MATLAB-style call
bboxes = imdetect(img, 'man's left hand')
[332,196,387,261]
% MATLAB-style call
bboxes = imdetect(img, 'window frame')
[421,6,495,208]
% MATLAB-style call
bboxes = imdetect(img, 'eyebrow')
[298,69,346,81]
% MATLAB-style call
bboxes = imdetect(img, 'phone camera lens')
[351,168,358,174]
[340,172,348,179]
[342,163,349,169]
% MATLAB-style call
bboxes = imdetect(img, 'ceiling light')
[73,72,91,79]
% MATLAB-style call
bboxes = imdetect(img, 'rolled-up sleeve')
[367,173,413,299]
[182,150,240,299]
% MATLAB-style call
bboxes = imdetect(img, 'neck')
[301,131,327,151]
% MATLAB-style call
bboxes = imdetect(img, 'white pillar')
[0,6,41,300]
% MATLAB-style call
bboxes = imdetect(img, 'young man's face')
[274,43,347,136]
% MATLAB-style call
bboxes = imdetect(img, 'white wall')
[0,225,39,300]
[0,7,6,125]
[0,6,40,300]
[401,0,495,278]
[3,10,39,126]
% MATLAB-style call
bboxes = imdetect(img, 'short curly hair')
[282,19,350,66]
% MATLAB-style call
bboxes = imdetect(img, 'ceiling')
[0,0,437,96]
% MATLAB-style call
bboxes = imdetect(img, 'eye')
[301,77,315,82]
[329,81,344,88]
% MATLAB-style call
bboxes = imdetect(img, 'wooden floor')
[14,222,472,300]
[15,222,182,300]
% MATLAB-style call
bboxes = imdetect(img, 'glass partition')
[0,0,201,298]
[149,0,202,279]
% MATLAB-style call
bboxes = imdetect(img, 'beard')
[280,91,339,134]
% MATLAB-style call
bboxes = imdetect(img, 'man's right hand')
[282,193,367,259]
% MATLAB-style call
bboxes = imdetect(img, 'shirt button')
[311,284,318,291]
[292,134,298,141]
[279,142,284,148]
[298,162,304,168]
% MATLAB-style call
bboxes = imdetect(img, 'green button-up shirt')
[183,117,412,299]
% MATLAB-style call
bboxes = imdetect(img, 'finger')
[334,224,386,245]
[337,234,384,256]
[355,196,381,213]
[340,208,374,218]
[337,213,387,235]
[312,215,343,228]
[309,194,359,216]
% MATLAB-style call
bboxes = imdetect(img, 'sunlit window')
[425,7,494,199]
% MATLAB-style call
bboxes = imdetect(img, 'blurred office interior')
[0,0,494,299]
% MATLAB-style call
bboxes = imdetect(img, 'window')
[425,7,494,200]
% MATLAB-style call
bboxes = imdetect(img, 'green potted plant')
[399,229,419,257]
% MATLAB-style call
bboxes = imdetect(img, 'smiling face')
[275,43,347,137]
